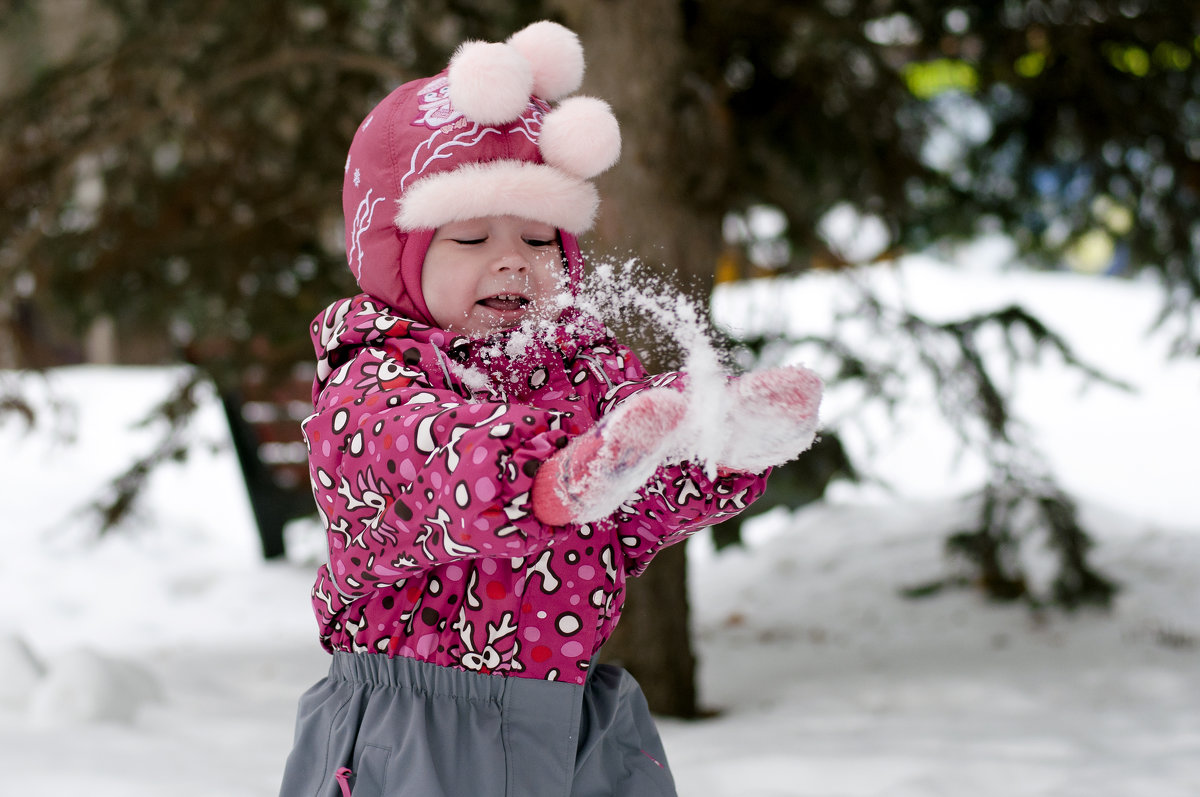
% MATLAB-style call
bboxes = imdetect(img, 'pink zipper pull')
[334,767,353,797]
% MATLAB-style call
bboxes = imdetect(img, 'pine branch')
[90,369,203,533]
[723,274,1125,609]
[0,393,36,431]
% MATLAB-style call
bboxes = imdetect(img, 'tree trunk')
[548,0,732,718]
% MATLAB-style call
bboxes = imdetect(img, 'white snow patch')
[0,635,46,710]
[30,648,163,726]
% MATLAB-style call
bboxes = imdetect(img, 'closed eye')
[525,238,557,247]
[453,237,487,245]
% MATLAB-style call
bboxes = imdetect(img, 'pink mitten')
[532,388,688,525]
[718,365,823,473]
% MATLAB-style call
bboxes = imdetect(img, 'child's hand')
[717,365,823,473]
[532,388,688,525]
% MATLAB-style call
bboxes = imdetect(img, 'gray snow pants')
[278,652,678,797]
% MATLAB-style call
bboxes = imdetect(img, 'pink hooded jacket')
[301,22,768,684]
[303,294,767,684]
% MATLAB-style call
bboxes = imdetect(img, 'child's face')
[422,215,568,338]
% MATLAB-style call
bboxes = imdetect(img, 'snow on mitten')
[532,388,688,525]
[717,365,823,473]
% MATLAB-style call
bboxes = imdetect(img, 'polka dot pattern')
[305,295,766,683]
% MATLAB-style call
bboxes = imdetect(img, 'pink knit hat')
[341,21,622,325]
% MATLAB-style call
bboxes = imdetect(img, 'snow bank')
[0,635,45,709]
[28,647,163,726]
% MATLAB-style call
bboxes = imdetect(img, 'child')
[279,21,822,797]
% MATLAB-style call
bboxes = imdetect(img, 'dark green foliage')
[684,1,1200,344]
[860,292,1126,608]
[7,2,1199,369]
[942,482,1119,608]
[2,2,396,381]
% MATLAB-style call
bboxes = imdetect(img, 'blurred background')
[1,0,1198,721]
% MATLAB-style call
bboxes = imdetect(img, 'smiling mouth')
[478,294,530,312]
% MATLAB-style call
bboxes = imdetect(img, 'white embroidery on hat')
[413,76,465,130]
[399,106,545,190]
[348,189,385,278]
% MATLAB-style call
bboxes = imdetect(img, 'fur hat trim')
[395,160,598,234]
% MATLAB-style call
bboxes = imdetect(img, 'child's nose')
[492,248,530,273]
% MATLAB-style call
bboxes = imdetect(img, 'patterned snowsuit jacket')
[303,293,767,685]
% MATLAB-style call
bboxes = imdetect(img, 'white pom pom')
[539,96,621,178]
[508,20,584,101]
[448,40,533,124]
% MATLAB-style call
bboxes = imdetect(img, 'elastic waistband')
[328,652,583,708]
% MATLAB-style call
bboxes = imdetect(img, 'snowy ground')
[2,257,1198,795]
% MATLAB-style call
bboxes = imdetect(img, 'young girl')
[279,21,822,797]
